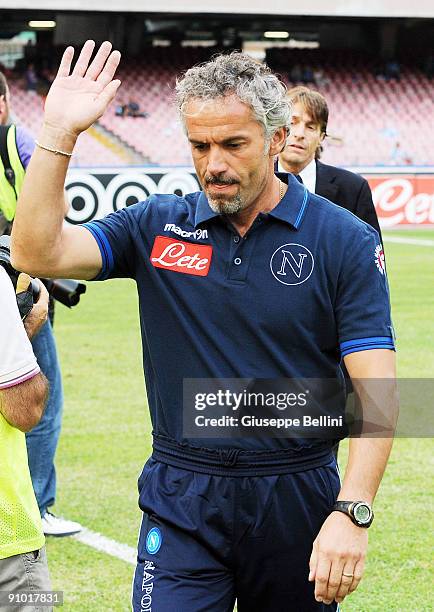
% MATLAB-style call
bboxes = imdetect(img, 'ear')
[268,127,287,157]
[320,131,326,143]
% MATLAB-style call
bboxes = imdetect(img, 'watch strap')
[332,500,374,527]
[333,501,352,513]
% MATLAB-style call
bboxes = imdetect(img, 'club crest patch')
[145,527,162,555]
[270,243,315,286]
[374,244,385,275]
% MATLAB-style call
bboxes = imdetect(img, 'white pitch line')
[383,236,434,247]
[73,527,136,565]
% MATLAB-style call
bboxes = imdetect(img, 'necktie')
[294,174,303,184]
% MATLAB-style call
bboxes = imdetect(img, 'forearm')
[0,372,48,432]
[340,349,398,503]
[338,437,393,503]
[12,124,77,276]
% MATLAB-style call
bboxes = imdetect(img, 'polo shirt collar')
[194,191,220,227]
[194,173,309,230]
[269,172,309,230]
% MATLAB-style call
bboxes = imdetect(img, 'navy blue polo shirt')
[83,175,394,452]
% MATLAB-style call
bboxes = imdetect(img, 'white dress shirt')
[277,157,317,193]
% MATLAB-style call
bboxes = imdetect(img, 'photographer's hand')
[17,274,49,339]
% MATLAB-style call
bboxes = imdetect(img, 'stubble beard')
[207,192,246,215]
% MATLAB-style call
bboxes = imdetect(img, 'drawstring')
[218,448,241,467]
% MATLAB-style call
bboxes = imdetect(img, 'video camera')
[0,234,86,309]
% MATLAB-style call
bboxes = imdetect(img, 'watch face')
[354,503,371,524]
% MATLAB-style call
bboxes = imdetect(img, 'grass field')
[46,229,434,611]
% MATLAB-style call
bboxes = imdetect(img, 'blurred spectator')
[40,66,55,88]
[390,141,412,165]
[301,65,315,84]
[289,63,302,83]
[25,64,38,92]
[313,68,328,87]
[115,103,127,117]
[126,99,148,118]
[384,60,401,81]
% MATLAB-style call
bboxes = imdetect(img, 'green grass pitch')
[46,229,434,611]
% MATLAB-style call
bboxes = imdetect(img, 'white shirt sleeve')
[0,267,40,389]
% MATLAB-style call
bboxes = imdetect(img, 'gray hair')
[175,52,291,141]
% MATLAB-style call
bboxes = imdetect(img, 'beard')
[204,174,248,215]
[207,192,245,215]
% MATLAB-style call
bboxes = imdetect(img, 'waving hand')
[44,40,121,135]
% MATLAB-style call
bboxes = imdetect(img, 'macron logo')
[164,223,208,240]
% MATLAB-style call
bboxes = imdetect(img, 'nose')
[206,146,228,176]
[291,122,306,139]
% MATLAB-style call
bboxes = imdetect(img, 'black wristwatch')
[332,501,374,528]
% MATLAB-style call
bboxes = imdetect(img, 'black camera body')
[0,235,86,309]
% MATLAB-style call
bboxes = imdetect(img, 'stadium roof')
[2,0,434,18]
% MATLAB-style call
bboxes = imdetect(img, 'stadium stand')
[8,47,434,167]
[9,81,129,166]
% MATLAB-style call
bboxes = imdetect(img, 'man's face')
[0,85,10,126]
[280,101,324,170]
[184,95,282,215]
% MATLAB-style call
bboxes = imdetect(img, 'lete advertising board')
[366,174,434,227]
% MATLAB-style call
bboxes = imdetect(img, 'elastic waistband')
[152,435,335,477]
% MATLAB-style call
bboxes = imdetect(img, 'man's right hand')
[11,41,116,282]
[43,40,121,137]
[17,274,49,339]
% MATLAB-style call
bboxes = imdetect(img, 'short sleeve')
[82,201,149,281]
[0,268,40,389]
[15,126,36,169]
[335,225,395,358]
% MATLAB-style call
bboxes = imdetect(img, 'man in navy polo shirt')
[13,41,397,611]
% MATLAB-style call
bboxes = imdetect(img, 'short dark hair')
[0,72,7,98]
[287,86,328,135]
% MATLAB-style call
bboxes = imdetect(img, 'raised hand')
[43,40,121,136]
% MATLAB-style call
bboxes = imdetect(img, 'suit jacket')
[315,160,382,241]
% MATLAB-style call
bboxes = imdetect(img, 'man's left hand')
[309,511,368,605]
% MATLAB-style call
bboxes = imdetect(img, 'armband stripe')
[340,336,395,358]
[83,222,114,280]
[340,336,395,349]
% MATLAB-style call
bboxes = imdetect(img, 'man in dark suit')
[278,86,382,239]
[278,87,384,457]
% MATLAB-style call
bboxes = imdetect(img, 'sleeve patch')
[374,244,386,275]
